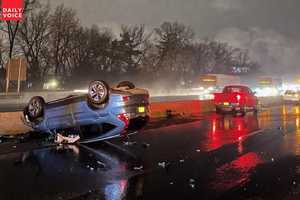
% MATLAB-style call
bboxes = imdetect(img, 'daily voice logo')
[1,0,24,21]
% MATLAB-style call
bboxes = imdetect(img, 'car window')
[224,86,248,93]
[247,88,253,94]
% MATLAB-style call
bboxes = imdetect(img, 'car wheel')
[216,107,223,114]
[87,80,109,106]
[240,110,246,117]
[25,96,45,122]
[234,109,245,117]
[116,81,135,90]
[253,107,258,114]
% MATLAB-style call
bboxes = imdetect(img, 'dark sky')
[44,0,300,75]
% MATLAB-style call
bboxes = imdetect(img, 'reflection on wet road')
[0,144,144,200]
[2,105,300,199]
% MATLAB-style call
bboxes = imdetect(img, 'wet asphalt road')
[1,105,300,199]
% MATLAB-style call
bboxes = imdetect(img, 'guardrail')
[149,96,283,118]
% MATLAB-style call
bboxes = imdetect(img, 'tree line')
[0,2,260,91]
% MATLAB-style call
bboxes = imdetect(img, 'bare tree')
[192,40,240,74]
[154,21,194,83]
[193,40,215,74]
[48,5,79,79]
[233,50,261,74]
[68,25,113,85]
[6,0,37,59]
[17,3,51,88]
[210,41,237,73]
[155,22,194,51]
[109,24,151,79]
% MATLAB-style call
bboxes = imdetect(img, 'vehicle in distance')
[23,80,150,143]
[213,85,258,116]
[283,90,300,104]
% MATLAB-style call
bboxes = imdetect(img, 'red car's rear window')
[223,86,249,93]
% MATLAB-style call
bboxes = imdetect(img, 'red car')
[213,85,258,116]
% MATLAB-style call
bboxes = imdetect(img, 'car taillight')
[122,96,129,102]
[237,94,241,101]
[117,113,129,128]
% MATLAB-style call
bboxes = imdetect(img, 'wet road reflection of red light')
[205,114,259,151]
[212,120,217,133]
[212,152,263,191]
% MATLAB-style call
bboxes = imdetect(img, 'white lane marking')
[238,129,264,141]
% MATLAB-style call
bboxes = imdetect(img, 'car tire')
[240,110,246,117]
[24,96,45,122]
[216,107,223,114]
[116,81,135,90]
[234,109,245,117]
[253,107,258,114]
[87,80,110,106]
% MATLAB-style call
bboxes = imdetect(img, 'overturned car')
[23,81,150,143]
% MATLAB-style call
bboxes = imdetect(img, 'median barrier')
[149,96,283,118]
[150,100,201,118]
[0,112,31,134]
[149,99,214,118]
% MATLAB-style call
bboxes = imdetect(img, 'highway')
[0,104,299,199]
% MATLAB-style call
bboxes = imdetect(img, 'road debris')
[142,142,150,148]
[123,141,137,146]
[133,165,144,171]
[158,161,171,169]
[85,165,95,171]
[97,161,105,168]
[189,178,195,183]
[55,133,80,144]
[188,178,196,188]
